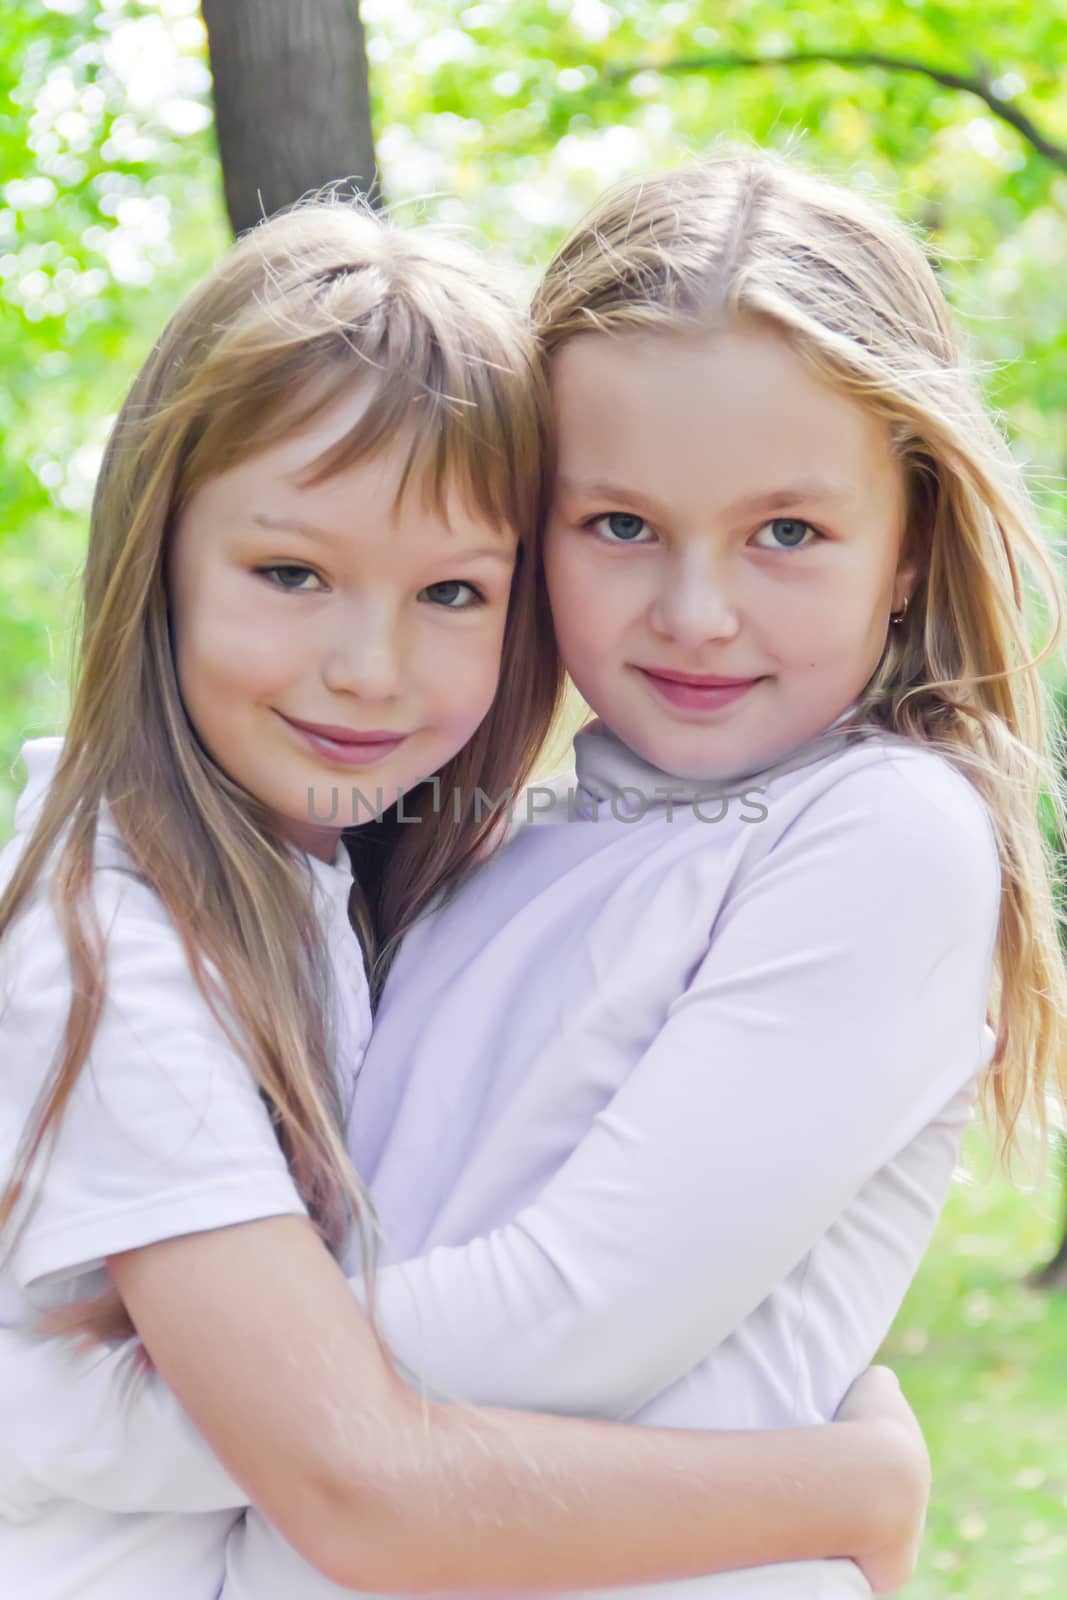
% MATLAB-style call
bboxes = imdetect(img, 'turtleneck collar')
[573,703,865,808]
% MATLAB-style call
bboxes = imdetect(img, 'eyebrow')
[251,513,513,564]
[556,478,854,518]
[726,484,855,515]
[555,479,674,520]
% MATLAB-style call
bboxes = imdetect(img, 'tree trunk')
[201,0,379,237]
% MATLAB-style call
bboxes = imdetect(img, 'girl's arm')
[0,1243,926,1593]
[0,758,982,1576]
[0,1336,925,1592]
[0,1337,927,1600]
[111,1214,924,1593]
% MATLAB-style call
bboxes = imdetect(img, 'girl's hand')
[834,1365,930,1595]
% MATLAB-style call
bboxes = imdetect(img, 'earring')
[890,595,910,626]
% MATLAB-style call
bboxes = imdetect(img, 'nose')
[647,551,740,647]
[320,596,401,702]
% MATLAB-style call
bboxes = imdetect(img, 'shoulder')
[764,736,1000,910]
[1,816,307,1297]
[1,809,236,1089]
[2,736,176,956]
[2,813,186,977]
[808,736,994,847]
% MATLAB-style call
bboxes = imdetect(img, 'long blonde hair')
[1,199,562,1338]
[532,150,1066,1164]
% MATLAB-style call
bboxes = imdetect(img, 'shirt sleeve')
[355,753,1000,1418]
[1,864,308,1299]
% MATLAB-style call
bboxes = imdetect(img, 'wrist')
[856,1416,930,1547]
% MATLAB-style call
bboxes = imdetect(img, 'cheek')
[424,621,508,730]
[784,602,885,681]
[544,535,614,658]
[768,567,876,649]
[543,525,578,615]
[174,586,295,707]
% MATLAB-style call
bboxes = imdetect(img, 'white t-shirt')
[0,738,372,1599]
[0,723,1000,1598]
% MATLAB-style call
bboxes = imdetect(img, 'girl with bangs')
[0,198,929,1600]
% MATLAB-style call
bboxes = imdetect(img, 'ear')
[892,503,925,611]
[895,464,935,612]
[891,557,919,614]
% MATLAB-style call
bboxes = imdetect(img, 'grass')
[880,1128,1067,1597]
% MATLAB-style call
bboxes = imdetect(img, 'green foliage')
[882,1127,1067,1598]
[364,0,1067,486]
[0,0,226,833]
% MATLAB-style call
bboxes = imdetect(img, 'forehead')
[190,382,518,549]
[551,325,898,508]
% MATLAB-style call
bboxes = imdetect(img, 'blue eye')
[420,580,483,609]
[754,518,818,550]
[592,512,651,543]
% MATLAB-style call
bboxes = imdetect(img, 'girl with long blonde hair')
[0,194,929,1599]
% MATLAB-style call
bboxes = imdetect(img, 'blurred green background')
[2,2,1066,1592]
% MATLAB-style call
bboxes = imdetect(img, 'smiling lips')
[280,713,408,767]
[637,667,766,712]
[284,668,762,757]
